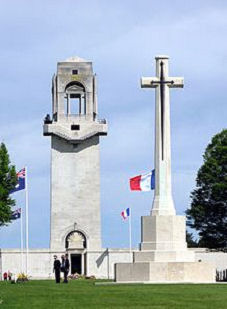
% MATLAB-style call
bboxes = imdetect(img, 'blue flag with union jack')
[10,168,26,193]
[10,208,21,220]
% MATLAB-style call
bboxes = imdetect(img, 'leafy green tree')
[186,129,227,249]
[0,143,17,226]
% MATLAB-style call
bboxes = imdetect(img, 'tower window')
[71,125,80,130]
[72,70,78,75]
[70,94,84,115]
[64,81,86,116]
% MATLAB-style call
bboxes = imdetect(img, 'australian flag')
[10,168,26,194]
[11,208,21,220]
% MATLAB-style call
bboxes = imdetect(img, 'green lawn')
[0,280,227,309]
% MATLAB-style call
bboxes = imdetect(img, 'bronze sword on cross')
[151,61,174,160]
[141,57,184,162]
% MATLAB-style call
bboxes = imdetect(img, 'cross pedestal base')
[136,215,195,262]
[114,215,215,283]
[115,261,215,283]
[140,215,192,253]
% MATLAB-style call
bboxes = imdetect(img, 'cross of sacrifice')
[141,55,183,160]
[141,55,184,215]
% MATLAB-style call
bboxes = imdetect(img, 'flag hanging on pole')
[129,169,155,191]
[121,207,132,252]
[121,207,130,220]
[10,208,22,220]
[10,168,26,193]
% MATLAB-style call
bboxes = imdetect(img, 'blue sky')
[0,0,226,249]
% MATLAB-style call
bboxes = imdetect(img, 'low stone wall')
[194,249,227,271]
[0,249,60,279]
[0,248,132,280]
[87,249,133,279]
[1,248,226,280]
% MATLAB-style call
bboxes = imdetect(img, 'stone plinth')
[114,215,215,283]
[141,215,188,251]
[134,250,195,263]
[115,261,215,283]
[137,215,195,262]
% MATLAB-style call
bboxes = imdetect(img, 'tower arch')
[64,81,86,115]
[65,230,87,250]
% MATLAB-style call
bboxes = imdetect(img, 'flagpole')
[129,208,132,254]
[25,166,29,275]
[20,207,24,273]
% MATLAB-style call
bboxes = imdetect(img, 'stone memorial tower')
[43,56,107,258]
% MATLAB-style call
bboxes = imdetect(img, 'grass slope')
[0,280,227,309]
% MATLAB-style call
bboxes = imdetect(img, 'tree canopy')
[0,143,17,226]
[186,230,198,248]
[186,129,227,249]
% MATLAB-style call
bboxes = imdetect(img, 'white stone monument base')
[134,250,195,263]
[138,215,195,263]
[115,261,215,283]
[141,215,189,251]
[114,215,215,283]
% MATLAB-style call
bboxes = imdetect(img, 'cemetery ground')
[0,280,227,308]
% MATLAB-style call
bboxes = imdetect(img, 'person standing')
[61,255,65,273]
[53,255,61,283]
[8,271,12,281]
[3,272,7,281]
[64,254,70,283]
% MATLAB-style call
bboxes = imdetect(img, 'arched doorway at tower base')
[65,230,87,276]
[67,250,87,275]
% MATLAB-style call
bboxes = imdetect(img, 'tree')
[186,230,198,248]
[0,143,17,226]
[186,129,227,249]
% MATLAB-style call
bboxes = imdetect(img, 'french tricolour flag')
[121,208,130,220]
[130,169,155,191]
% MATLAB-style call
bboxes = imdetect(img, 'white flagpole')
[20,207,24,273]
[25,166,29,275]
[129,208,132,254]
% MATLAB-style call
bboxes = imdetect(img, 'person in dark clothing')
[61,255,65,273]
[3,272,7,281]
[53,255,61,283]
[64,254,70,283]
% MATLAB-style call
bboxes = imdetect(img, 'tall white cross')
[141,55,184,216]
